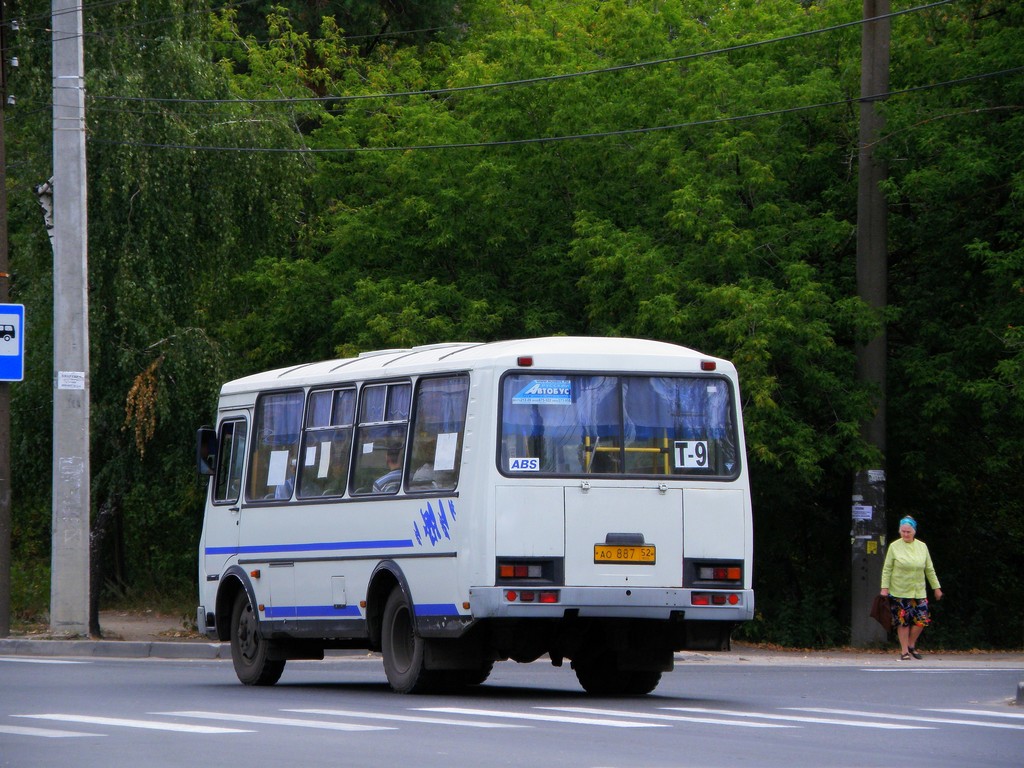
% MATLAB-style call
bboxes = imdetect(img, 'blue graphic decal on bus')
[414,499,456,547]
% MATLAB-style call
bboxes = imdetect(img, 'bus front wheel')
[230,590,285,686]
[381,587,436,694]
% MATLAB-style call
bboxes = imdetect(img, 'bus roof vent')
[357,348,408,359]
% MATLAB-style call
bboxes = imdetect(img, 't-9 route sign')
[0,304,25,382]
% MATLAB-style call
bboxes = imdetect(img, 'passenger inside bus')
[372,444,403,493]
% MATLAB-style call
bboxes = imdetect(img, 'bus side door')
[204,414,248,578]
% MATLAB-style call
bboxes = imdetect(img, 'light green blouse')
[881,538,940,599]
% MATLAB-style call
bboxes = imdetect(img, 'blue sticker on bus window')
[512,379,572,405]
[509,457,540,471]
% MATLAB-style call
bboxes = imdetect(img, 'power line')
[85,65,1024,155]
[3,0,263,39]
[90,0,958,106]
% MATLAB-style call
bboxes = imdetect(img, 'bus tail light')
[505,590,559,603]
[698,566,742,581]
[686,560,743,587]
[692,592,741,606]
[499,563,543,579]
[496,558,562,585]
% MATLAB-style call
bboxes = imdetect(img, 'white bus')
[196,337,754,694]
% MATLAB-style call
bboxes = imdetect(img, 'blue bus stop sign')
[0,304,25,382]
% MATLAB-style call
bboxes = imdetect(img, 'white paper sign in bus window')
[512,379,572,405]
[674,440,709,469]
[267,449,290,486]
[434,432,458,472]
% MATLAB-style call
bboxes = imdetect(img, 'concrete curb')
[0,638,228,660]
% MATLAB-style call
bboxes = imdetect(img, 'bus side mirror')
[196,426,217,476]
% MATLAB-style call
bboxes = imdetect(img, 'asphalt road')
[1,647,1021,768]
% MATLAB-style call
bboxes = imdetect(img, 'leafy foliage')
[5,0,1022,647]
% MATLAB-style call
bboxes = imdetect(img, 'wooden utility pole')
[851,0,890,647]
[50,0,90,636]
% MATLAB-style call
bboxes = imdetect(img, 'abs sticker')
[512,379,572,405]
[508,457,540,472]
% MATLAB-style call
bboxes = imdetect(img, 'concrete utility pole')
[0,0,11,638]
[851,0,890,647]
[50,0,90,635]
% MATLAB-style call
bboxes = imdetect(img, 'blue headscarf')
[899,516,917,531]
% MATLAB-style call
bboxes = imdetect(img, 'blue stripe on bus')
[263,605,362,619]
[205,539,415,556]
[261,604,458,619]
[414,604,460,617]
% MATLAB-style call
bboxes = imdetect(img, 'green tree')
[881,0,1024,647]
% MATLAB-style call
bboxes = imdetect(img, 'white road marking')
[162,710,393,732]
[0,657,89,664]
[539,706,794,729]
[13,714,250,734]
[928,708,1024,720]
[792,707,1024,730]
[287,708,527,728]
[0,724,101,738]
[417,707,667,728]
[662,707,931,730]
[861,668,1008,674]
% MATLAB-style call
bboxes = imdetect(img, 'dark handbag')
[869,594,892,632]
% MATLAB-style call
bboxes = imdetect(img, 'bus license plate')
[594,544,656,564]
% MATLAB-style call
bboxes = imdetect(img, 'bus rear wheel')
[230,590,285,686]
[573,656,662,695]
[381,587,437,694]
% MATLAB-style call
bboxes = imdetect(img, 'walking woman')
[880,516,943,660]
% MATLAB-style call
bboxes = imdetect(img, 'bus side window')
[247,390,303,502]
[213,419,246,504]
[351,382,411,495]
[298,388,355,498]
[407,376,469,492]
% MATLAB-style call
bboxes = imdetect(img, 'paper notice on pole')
[57,371,86,390]
[852,504,873,521]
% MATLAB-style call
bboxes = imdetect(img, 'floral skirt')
[889,596,931,628]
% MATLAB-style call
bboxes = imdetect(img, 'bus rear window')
[499,374,738,478]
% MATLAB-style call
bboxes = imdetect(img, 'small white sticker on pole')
[852,504,873,521]
[57,371,86,390]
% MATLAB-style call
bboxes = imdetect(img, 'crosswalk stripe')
[417,707,667,728]
[538,706,794,729]
[0,724,101,738]
[287,708,527,728]
[13,714,250,734]
[161,711,393,732]
[792,707,1024,731]
[861,668,998,674]
[662,707,931,730]
[928,708,1024,721]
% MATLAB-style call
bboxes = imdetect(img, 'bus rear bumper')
[468,586,753,622]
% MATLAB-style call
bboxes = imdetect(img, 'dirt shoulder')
[95,610,201,642]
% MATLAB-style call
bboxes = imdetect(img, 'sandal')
[900,652,911,660]
[908,647,922,659]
